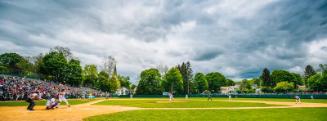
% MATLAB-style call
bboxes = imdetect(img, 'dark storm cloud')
[193,50,221,61]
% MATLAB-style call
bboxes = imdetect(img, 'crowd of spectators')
[0,75,107,101]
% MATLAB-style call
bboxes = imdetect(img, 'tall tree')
[164,67,183,94]
[205,72,226,92]
[136,68,162,95]
[320,71,327,91]
[108,64,120,93]
[66,59,82,86]
[83,64,98,87]
[0,53,30,75]
[185,62,193,94]
[109,73,121,93]
[40,51,68,82]
[271,70,296,87]
[307,72,327,91]
[177,61,193,95]
[194,73,208,93]
[260,68,272,87]
[98,71,110,92]
[33,53,44,78]
[304,65,316,86]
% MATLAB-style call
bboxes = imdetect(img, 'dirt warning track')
[1,99,327,121]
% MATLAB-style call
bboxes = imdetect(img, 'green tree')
[66,59,82,86]
[260,68,272,87]
[271,70,295,87]
[319,71,327,91]
[304,65,316,86]
[225,79,235,86]
[177,61,193,95]
[98,71,110,92]
[239,79,252,93]
[164,67,183,94]
[291,72,303,86]
[307,72,327,91]
[0,65,6,74]
[274,81,294,93]
[32,54,44,78]
[0,53,30,75]
[251,78,261,86]
[118,75,132,94]
[16,57,34,76]
[109,74,121,93]
[136,68,162,95]
[83,64,98,87]
[194,73,208,93]
[206,72,226,92]
[40,51,68,83]
[118,75,131,88]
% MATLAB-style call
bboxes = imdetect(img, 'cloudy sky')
[0,0,327,82]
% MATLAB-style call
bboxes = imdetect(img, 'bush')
[274,81,294,93]
[261,87,273,93]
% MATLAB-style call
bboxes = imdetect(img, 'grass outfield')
[0,99,95,106]
[95,98,280,108]
[110,97,327,103]
[85,108,327,121]
[230,98,327,104]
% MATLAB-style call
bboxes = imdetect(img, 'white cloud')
[306,38,327,64]
[0,0,326,82]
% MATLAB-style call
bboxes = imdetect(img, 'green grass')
[85,108,327,121]
[95,98,279,108]
[127,97,327,104]
[229,98,327,104]
[0,99,94,106]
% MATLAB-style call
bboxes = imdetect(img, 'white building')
[116,87,129,95]
[220,85,240,94]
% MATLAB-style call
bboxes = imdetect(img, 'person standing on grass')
[207,90,212,101]
[228,94,232,101]
[169,92,174,101]
[295,95,301,104]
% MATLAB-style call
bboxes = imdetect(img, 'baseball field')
[0,98,327,121]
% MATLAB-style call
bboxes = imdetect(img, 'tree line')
[136,64,327,95]
[0,46,132,93]
[255,64,327,93]
[136,62,235,95]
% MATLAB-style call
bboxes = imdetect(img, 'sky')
[0,0,327,82]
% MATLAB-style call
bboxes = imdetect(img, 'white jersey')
[59,91,66,99]
[46,98,56,107]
